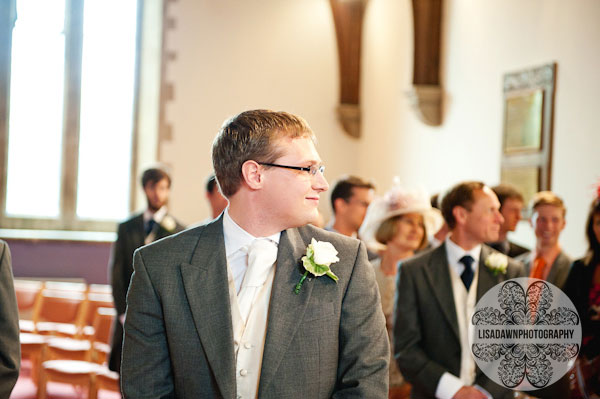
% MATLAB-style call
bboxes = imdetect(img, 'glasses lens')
[311,165,325,175]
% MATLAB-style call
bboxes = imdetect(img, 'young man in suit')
[487,184,529,258]
[108,166,185,372]
[394,181,524,399]
[121,110,389,398]
[517,191,572,289]
[325,175,375,238]
[0,240,20,398]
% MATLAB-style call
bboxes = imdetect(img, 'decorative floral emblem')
[294,238,339,294]
[485,252,508,276]
[161,215,177,232]
[471,279,580,390]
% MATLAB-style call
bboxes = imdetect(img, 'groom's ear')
[241,160,264,190]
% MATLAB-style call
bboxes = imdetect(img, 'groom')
[121,110,389,398]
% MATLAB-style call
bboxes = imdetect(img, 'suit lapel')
[258,228,312,396]
[477,246,501,301]
[180,217,236,399]
[423,243,461,342]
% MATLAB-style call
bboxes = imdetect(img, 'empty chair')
[35,289,87,335]
[14,279,44,332]
[38,308,118,399]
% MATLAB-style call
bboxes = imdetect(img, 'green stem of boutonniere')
[294,271,309,294]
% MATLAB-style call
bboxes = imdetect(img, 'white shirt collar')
[223,207,281,257]
[143,206,168,224]
[445,235,481,275]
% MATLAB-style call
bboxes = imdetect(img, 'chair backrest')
[14,280,44,319]
[83,293,114,327]
[92,307,117,344]
[36,289,86,324]
[88,284,112,294]
[44,281,87,293]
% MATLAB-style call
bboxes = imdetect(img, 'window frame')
[0,0,145,232]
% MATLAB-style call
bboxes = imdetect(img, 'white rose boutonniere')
[294,238,339,294]
[485,252,508,276]
[161,215,177,232]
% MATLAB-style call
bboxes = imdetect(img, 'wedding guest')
[108,166,185,373]
[325,175,375,238]
[517,191,572,289]
[487,184,529,257]
[563,194,600,396]
[359,182,443,396]
[428,192,449,248]
[0,240,20,398]
[121,110,389,398]
[206,173,228,219]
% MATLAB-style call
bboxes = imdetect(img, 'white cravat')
[238,238,278,323]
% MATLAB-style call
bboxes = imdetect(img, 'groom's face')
[261,136,329,229]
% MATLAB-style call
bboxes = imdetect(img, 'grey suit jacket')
[518,250,572,289]
[394,243,525,399]
[121,217,389,398]
[0,240,20,398]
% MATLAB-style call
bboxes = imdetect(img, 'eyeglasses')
[259,162,325,176]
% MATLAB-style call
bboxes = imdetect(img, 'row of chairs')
[14,279,120,398]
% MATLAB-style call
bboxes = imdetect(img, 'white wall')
[162,0,599,258]
[360,0,600,257]
[161,0,361,225]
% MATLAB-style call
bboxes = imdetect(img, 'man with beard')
[108,166,185,372]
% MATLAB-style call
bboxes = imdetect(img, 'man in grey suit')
[108,166,185,372]
[394,182,524,399]
[121,110,389,398]
[0,240,20,398]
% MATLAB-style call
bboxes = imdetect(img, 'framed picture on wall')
[500,63,556,208]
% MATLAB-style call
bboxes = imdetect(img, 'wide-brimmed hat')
[359,181,444,249]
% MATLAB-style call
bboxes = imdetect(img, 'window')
[0,0,141,232]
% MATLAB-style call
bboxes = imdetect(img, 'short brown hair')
[375,215,428,250]
[531,191,566,217]
[141,166,171,189]
[212,110,315,197]
[441,181,485,229]
[492,184,524,209]
[330,176,375,213]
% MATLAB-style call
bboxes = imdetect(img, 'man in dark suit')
[394,181,524,399]
[108,166,184,372]
[487,184,529,258]
[121,110,389,398]
[0,240,20,398]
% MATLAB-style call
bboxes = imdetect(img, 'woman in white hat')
[359,181,443,394]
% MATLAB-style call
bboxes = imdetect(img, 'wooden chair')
[91,368,120,398]
[20,332,47,385]
[34,289,87,336]
[38,308,118,399]
[45,307,116,363]
[14,279,44,332]
[37,360,103,399]
[54,292,114,339]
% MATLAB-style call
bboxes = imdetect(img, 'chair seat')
[47,337,91,352]
[93,342,110,354]
[37,321,76,335]
[19,319,35,332]
[43,360,104,374]
[20,332,47,345]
